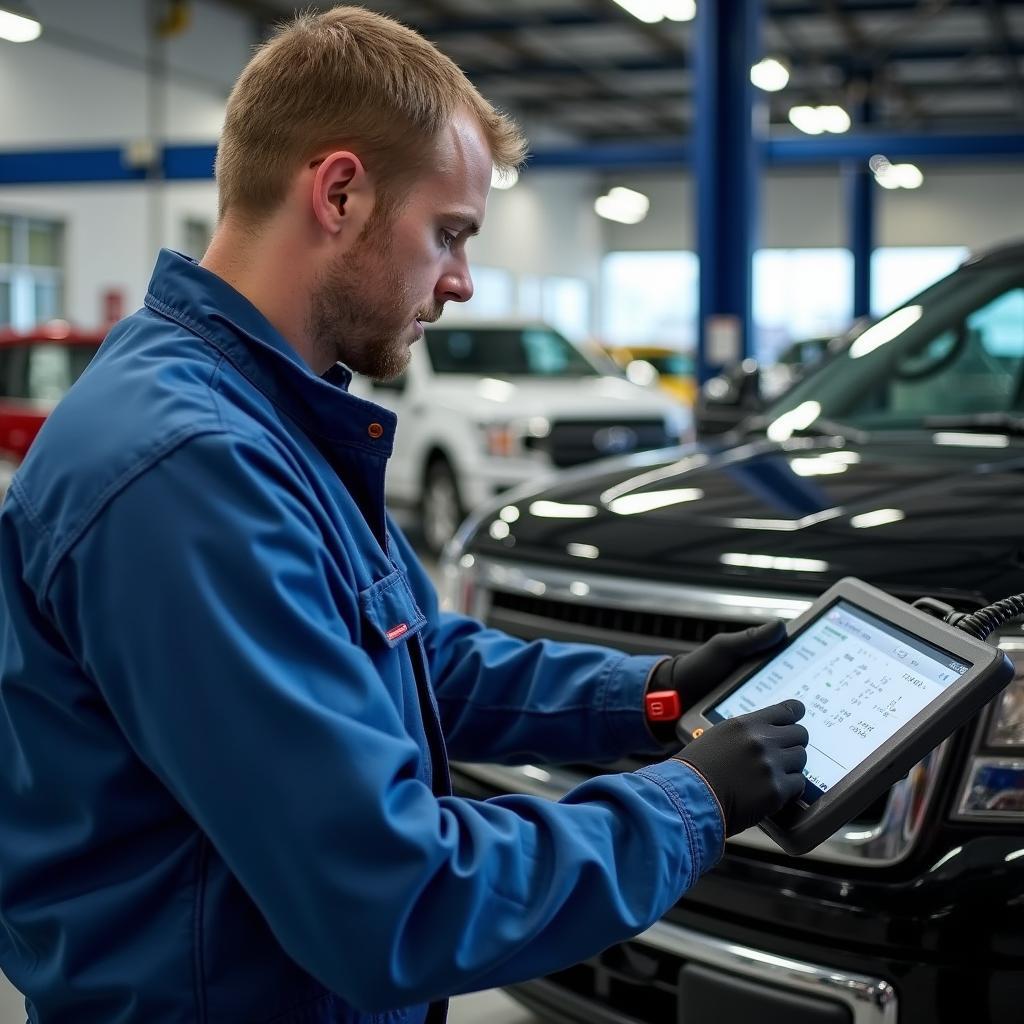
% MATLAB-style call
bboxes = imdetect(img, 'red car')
[0,324,102,487]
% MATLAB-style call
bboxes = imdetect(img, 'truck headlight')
[483,423,524,458]
[956,648,1024,820]
[481,418,550,458]
[986,669,1024,747]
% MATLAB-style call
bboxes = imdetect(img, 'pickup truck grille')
[453,557,949,867]
[526,418,673,468]
[489,590,742,649]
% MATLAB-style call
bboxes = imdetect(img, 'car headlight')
[956,646,1024,820]
[987,674,1024,747]
[481,418,551,458]
[482,423,523,458]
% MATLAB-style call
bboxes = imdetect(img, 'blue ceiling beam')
[770,0,1024,13]
[765,132,1024,164]
[1,133,1023,184]
[412,0,1024,36]
[461,58,686,78]
[460,41,1024,80]
[529,133,1024,170]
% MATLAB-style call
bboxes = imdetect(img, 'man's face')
[308,111,492,380]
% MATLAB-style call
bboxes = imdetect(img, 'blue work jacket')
[0,250,724,1023]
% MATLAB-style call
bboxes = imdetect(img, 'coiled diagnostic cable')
[915,594,1024,643]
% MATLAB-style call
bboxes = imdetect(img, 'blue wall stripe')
[161,145,218,180]
[0,148,148,184]
[0,134,1022,184]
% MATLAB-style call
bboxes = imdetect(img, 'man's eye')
[440,231,456,250]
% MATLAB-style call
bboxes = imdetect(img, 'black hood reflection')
[468,438,1024,605]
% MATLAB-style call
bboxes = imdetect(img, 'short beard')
[306,211,417,382]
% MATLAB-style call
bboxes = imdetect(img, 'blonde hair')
[215,5,528,222]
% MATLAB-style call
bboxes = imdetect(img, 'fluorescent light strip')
[721,552,829,573]
[0,9,41,42]
[529,501,598,519]
[933,432,1010,449]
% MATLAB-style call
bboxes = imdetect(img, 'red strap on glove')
[644,690,682,723]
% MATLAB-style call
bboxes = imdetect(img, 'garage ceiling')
[225,0,1024,145]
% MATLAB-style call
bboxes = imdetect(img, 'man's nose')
[436,262,474,304]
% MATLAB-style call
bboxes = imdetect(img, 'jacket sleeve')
[49,433,723,1012]
[389,523,666,765]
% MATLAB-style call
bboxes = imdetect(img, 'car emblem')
[593,425,638,454]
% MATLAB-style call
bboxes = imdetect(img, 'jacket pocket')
[358,569,427,650]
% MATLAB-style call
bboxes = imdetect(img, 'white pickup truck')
[351,321,691,553]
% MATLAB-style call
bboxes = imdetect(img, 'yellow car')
[605,345,697,405]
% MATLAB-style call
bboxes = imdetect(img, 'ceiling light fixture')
[788,104,850,135]
[0,2,41,42]
[750,57,790,92]
[594,186,650,225]
[611,0,696,24]
[661,0,697,21]
[869,154,924,190]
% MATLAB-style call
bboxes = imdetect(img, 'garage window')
[0,215,65,330]
[871,246,969,315]
[753,248,854,363]
[600,251,699,350]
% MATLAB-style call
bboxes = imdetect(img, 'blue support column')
[695,0,762,383]
[845,161,874,320]
[844,93,875,321]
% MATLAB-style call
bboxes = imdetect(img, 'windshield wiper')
[922,413,1024,436]
[787,418,868,442]
[739,416,867,443]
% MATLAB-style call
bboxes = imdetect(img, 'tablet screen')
[706,600,972,804]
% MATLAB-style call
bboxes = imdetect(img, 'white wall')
[0,0,605,331]
[0,1,247,144]
[601,163,1024,254]
[877,163,1024,249]
[0,0,246,329]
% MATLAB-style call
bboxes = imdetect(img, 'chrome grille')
[525,418,673,468]
[489,590,744,648]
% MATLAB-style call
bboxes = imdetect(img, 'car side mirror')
[695,360,763,437]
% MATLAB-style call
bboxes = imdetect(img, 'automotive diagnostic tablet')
[678,577,1015,855]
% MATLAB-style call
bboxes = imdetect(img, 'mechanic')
[0,7,809,1023]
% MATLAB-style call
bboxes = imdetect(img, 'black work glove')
[673,700,809,837]
[649,620,788,713]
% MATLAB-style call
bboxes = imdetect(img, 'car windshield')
[757,256,1024,433]
[426,327,601,377]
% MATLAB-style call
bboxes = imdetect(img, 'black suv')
[441,241,1024,1024]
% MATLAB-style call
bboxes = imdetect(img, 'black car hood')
[468,436,1024,604]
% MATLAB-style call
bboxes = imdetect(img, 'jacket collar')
[144,249,396,455]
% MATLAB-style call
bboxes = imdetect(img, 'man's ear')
[309,151,374,241]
